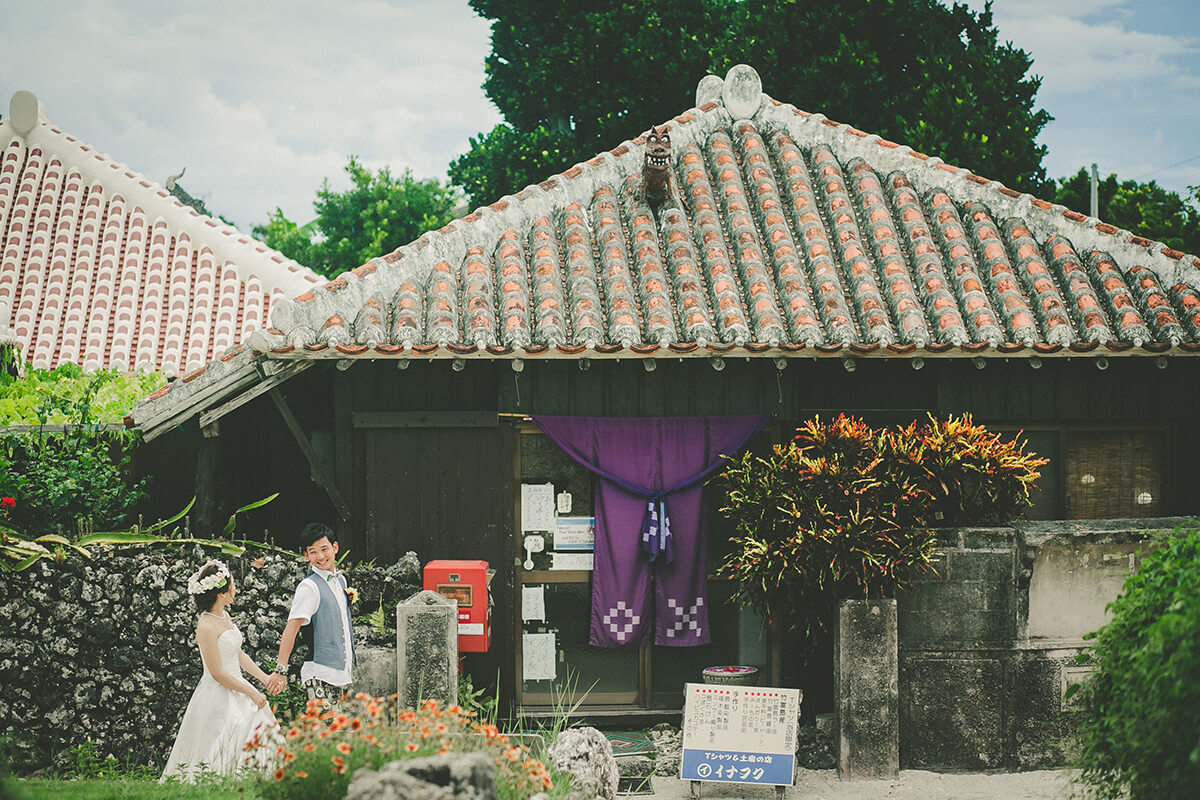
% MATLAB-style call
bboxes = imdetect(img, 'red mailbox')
[423,559,492,653]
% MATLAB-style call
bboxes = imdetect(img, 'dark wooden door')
[362,425,515,703]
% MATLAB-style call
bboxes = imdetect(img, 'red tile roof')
[134,65,1200,431]
[245,66,1199,360]
[0,91,322,376]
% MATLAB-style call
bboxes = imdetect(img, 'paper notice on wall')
[551,552,594,571]
[523,632,557,681]
[522,585,546,622]
[554,517,595,551]
[521,483,556,531]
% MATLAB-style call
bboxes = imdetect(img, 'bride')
[161,559,279,783]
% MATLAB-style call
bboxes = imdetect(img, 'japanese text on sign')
[679,683,800,787]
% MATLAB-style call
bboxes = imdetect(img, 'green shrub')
[717,414,1046,633]
[1074,527,1200,799]
[0,368,151,534]
[0,364,164,425]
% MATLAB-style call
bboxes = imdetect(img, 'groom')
[265,523,354,705]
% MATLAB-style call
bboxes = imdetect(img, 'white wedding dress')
[161,623,279,783]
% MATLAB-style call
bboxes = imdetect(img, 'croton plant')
[716,414,1046,635]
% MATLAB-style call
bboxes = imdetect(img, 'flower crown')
[187,559,230,595]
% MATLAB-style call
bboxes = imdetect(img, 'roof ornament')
[8,90,43,138]
[165,167,186,191]
[642,125,672,207]
[695,74,723,108]
[720,65,763,120]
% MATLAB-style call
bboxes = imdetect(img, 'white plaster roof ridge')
[755,94,1200,289]
[261,95,731,349]
[0,99,322,297]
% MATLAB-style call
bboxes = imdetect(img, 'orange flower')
[286,728,300,739]
[332,756,346,775]
[368,703,382,718]
[349,719,362,731]
[504,747,521,761]
[296,771,308,778]
[273,768,286,782]
[447,704,463,715]
[329,722,341,733]
[337,742,352,754]
[319,730,330,739]
[355,691,370,701]
[420,699,438,711]
[435,723,448,734]
[405,743,419,752]
[283,751,296,764]
[304,744,316,753]
[335,714,348,725]
[436,748,449,755]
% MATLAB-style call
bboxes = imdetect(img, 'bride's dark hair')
[192,562,230,612]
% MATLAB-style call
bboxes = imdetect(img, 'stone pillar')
[396,590,458,708]
[834,598,899,780]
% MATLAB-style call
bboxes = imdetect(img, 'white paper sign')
[521,483,556,531]
[555,517,595,551]
[680,683,801,786]
[522,585,546,621]
[522,633,557,681]
[551,552,594,571]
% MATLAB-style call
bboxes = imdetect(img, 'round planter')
[702,665,759,686]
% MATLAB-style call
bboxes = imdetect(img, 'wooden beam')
[351,411,499,429]
[197,361,312,430]
[268,387,351,521]
[333,374,354,545]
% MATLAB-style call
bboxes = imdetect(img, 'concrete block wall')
[896,518,1194,770]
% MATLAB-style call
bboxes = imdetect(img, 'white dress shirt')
[288,567,354,686]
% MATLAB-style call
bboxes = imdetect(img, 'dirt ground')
[646,768,1078,799]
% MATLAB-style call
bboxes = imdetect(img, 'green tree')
[1055,168,1200,254]
[451,0,1053,207]
[255,157,459,278]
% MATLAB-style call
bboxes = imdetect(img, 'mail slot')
[423,559,492,652]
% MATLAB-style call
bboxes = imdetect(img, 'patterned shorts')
[302,679,354,712]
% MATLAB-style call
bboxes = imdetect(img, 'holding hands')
[265,669,287,696]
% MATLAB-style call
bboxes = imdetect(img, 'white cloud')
[0,0,502,229]
[960,1,1200,194]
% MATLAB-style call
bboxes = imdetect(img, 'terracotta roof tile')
[136,65,1200,424]
[0,108,321,376]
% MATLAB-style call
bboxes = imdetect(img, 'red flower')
[0,497,14,509]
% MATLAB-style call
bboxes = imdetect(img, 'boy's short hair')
[300,522,336,551]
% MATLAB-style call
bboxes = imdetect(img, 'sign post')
[680,682,801,798]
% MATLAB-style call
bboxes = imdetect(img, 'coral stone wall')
[0,546,419,772]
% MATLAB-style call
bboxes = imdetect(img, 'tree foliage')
[717,414,1045,634]
[1055,167,1200,255]
[452,0,1053,207]
[1074,527,1200,799]
[0,369,150,533]
[255,157,459,278]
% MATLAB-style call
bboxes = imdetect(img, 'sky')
[1,0,1198,233]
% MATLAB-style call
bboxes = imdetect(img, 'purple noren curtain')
[532,415,768,648]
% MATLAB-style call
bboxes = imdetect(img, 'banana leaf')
[222,493,278,537]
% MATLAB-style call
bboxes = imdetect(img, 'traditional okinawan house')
[132,66,1199,761]
[0,90,323,377]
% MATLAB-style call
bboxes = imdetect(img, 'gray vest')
[304,572,353,672]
